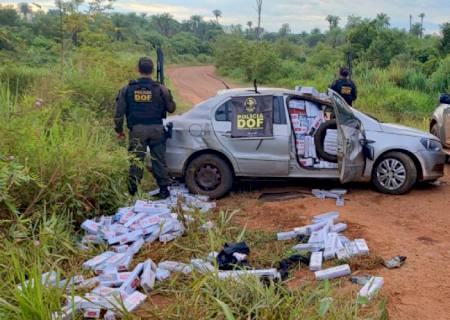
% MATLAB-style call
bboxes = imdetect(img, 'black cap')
[138,57,154,75]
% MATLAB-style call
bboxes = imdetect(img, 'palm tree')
[418,13,425,38]
[325,15,340,31]
[375,13,390,28]
[212,9,222,24]
[255,0,262,40]
[18,2,32,21]
[189,15,202,35]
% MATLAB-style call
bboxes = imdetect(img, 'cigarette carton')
[292,243,322,252]
[83,251,115,270]
[119,263,144,295]
[155,268,170,281]
[323,232,339,260]
[128,238,145,255]
[107,230,143,245]
[331,223,347,233]
[355,239,369,255]
[358,276,384,301]
[191,259,215,273]
[309,251,323,271]
[218,269,281,281]
[158,261,192,274]
[123,291,147,312]
[315,264,351,280]
[140,260,156,293]
[277,231,298,241]
[81,220,100,235]
[83,308,101,319]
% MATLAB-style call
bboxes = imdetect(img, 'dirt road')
[167,65,450,320]
[167,65,237,106]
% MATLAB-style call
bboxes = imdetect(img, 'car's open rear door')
[329,89,365,183]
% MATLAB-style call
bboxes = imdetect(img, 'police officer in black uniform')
[330,67,357,106]
[114,57,176,198]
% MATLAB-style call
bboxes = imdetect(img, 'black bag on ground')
[217,242,250,270]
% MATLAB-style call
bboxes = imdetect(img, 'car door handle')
[222,131,231,138]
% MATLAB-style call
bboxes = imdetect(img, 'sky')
[1,0,449,34]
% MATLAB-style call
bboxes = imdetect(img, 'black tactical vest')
[126,78,166,127]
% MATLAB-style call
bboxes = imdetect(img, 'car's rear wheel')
[372,152,417,195]
[185,154,233,199]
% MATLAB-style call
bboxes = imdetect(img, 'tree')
[255,0,262,40]
[410,22,422,37]
[375,13,390,28]
[0,6,20,26]
[440,22,450,54]
[88,0,114,15]
[326,15,340,31]
[18,2,32,21]
[278,23,291,37]
[346,15,362,29]
[150,13,179,37]
[212,9,222,24]
[418,12,425,38]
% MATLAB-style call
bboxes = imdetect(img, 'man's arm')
[114,86,128,134]
[160,85,176,114]
[352,82,357,101]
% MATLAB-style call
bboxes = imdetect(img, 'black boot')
[155,186,170,199]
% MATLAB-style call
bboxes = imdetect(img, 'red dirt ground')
[167,66,450,320]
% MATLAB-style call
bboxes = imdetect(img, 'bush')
[429,55,450,93]
[0,81,129,220]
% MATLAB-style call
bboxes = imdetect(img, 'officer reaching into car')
[114,57,176,198]
[330,67,357,106]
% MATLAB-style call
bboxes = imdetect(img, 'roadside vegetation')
[0,1,447,318]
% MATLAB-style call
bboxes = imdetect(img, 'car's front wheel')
[372,152,417,195]
[185,154,233,199]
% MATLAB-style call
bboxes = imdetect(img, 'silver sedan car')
[159,88,445,199]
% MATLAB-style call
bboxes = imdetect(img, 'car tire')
[372,152,417,195]
[314,119,338,163]
[185,154,233,199]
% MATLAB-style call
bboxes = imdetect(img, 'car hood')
[380,123,437,139]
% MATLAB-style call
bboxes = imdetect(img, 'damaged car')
[156,87,446,199]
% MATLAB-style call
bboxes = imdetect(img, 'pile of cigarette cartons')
[276,211,373,281]
[288,96,338,169]
[49,184,216,319]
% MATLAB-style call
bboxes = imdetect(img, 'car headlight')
[420,138,442,151]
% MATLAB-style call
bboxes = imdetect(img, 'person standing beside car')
[330,67,357,106]
[114,57,176,198]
